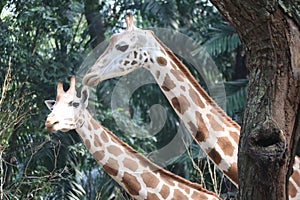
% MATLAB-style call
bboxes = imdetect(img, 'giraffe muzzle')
[45,119,59,132]
[82,73,100,86]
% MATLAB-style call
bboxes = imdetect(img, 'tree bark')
[209,1,300,199]
[83,0,106,48]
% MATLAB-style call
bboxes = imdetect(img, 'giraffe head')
[82,13,158,86]
[45,76,89,132]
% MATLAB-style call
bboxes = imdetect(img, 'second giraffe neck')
[75,110,220,200]
[145,37,240,185]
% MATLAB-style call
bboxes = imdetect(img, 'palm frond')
[204,21,240,56]
[225,79,248,118]
[141,0,178,28]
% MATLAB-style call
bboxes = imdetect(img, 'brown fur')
[152,32,241,131]
[98,122,221,199]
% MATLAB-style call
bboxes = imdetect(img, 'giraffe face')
[83,29,156,86]
[45,77,89,132]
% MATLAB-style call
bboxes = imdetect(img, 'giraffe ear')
[81,86,89,107]
[45,100,56,111]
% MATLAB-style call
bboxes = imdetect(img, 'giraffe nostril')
[45,120,59,127]
[45,120,60,133]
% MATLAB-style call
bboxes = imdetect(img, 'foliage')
[0,0,248,199]
[204,21,240,56]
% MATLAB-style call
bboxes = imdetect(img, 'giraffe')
[82,13,300,199]
[44,76,221,200]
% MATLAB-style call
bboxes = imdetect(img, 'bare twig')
[206,157,218,193]
[182,140,206,188]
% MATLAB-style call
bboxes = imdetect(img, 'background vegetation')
[0,0,290,199]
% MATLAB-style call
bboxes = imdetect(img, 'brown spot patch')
[211,108,237,128]
[289,181,297,198]
[171,62,178,69]
[189,88,205,108]
[159,184,170,199]
[171,95,190,114]
[170,68,184,82]
[230,131,240,145]
[87,124,92,131]
[94,134,102,147]
[173,189,188,200]
[180,86,186,91]
[90,118,99,130]
[101,132,109,143]
[162,74,176,92]
[164,178,175,186]
[156,56,167,66]
[124,60,130,66]
[224,163,238,184]
[131,60,137,65]
[103,158,119,176]
[122,172,141,196]
[146,193,160,200]
[93,150,105,161]
[206,113,224,132]
[194,111,209,142]
[85,139,91,150]
[155,71,160,79]
[187,121,197,136]
[217,136,235,156]
[107,146,123,156]
[191,191,211,199]
[208,148,222,165]
[291,167,300,189]
[123,157,138,171]
[179,183,190,195]
[133,51,138,58]
[141,172,159,189]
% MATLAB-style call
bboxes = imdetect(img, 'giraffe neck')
[143,35,240,185]
[75,110,220,200]
[142,34,300,199]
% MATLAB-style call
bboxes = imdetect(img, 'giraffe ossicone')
[82,13,300,199]
[45,76,221,200]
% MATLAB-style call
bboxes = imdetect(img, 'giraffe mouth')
[45,121,59,133]
[45,118,77,133]
[45,123,74,133]
[82,73,101,86]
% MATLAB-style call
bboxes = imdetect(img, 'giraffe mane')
[100,124,220,198]
[151,32,241,131]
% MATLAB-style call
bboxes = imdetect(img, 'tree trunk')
[83,0,106,48]
[209,1,300,199]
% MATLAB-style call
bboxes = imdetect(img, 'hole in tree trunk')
[255,133,281,147]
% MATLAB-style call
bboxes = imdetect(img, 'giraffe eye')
[116,44,129,52]
[68,101,79,108]
[72,102,80,108]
